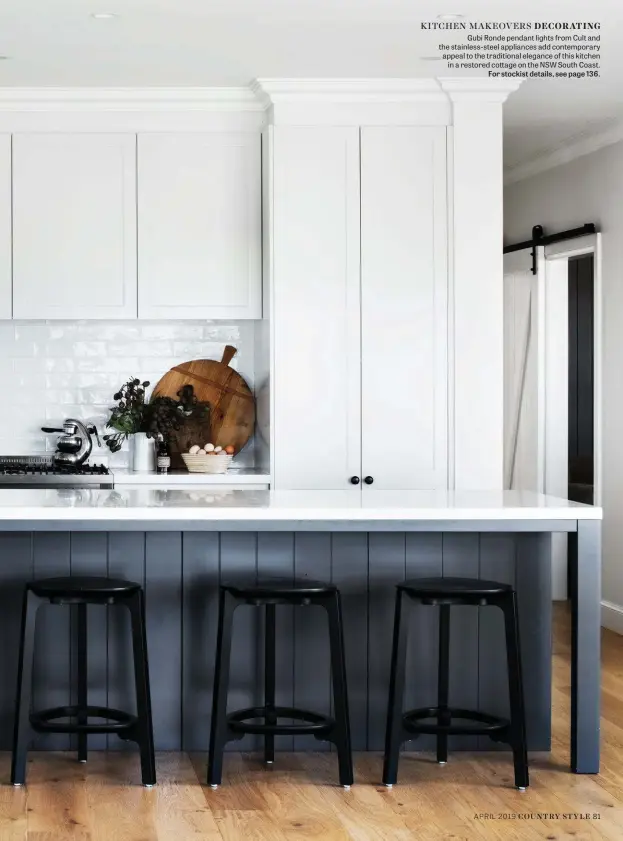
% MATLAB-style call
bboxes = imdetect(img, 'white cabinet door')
[137,133,261,319]
[0,136,10,319]
[360,127,448,490]
[12,134,137,319]
[271,127,361,490]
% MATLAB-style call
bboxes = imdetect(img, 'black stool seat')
[29,576,140,599]
[222,578,336,599]
[383,577,529,790]
[208,580,353,788]
[11,576,155,787]
[400,577,513,597]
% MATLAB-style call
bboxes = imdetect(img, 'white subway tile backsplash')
[1,320,257,468]
[43,358,76,373]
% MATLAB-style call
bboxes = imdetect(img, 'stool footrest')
[227,706,334,736]
[402,707,510,737]
[30,705,137,735]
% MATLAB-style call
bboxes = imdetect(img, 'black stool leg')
[11,589,41,786]
[208,590,236,788]
[325,591,353,787]
[502,592,529,790]
[383,589,410,787]
[77,603,88,763]
[264,603,277,764]
[437,604,451,764]
[128,589,156,787]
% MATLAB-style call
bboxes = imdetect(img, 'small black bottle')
[156,436,171,475]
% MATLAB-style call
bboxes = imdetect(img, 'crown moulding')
[0,78,523,112]
[251,78,448,105]
[0,87,265,112]
[438,78,523,103]
[253,77,523,106]
[504,115,623,185]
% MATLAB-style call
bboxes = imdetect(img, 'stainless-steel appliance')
[41,418,101,467]
[0,456,113,489]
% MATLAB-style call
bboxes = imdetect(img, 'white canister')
[130,432,155,472]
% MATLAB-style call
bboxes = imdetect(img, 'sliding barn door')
[503,250,543,491]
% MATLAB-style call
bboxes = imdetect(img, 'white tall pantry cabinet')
[268,122,448,491]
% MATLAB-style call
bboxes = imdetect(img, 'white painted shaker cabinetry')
[270,125,448,491]
[12,134,138,319]
[137,133,261,319]
[360,127,448,490]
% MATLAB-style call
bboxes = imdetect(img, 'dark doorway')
[567,254,594,599]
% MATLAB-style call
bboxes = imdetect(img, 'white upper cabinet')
[12,134,137,319]
[137,133,261,319]
[0,136,10,319]
[360,127,448,490]
[271,126,362,490]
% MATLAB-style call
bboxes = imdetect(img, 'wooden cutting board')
[151,346,255,457]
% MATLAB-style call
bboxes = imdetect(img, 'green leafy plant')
[103,378,208,453]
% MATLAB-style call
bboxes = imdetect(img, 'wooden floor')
[1,603,622,840]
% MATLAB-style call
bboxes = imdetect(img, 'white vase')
[130,433,155,472]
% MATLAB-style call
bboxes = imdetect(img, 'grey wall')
[0,530,552,753]
[505,143,623,625]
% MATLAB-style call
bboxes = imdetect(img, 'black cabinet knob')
[349,476,360,485]
[364,476,374,485]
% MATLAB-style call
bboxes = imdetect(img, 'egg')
[188,445,201,455]
[204,443,215,452]
[197,449,206,455]
[214,446,223,453]
[224,445,235,455]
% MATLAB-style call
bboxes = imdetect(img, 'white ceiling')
[1,0,622,172]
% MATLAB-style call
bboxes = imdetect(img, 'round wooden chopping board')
[151,346,255,456]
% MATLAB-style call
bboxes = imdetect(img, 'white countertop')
[111,468,271,486]
[0,488,601,523]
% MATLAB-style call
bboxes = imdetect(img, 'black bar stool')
[11,576,156,787]
[208,578,353,788]
[383,577,529,790]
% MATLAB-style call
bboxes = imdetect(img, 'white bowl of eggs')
[181,443,235,474]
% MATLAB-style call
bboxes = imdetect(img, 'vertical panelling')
[107,532,146,750]
[293,532,332,750]
[145,532,183,750]
[32,532,71,749]
[0,534,33,750]
[367,533,406,750]
[404,534,443,751]
[516,533,552,750]
[0,528,554,756]
[331,533,368,750]
[257,532,295,750]
[182,532,220,752]
[220,531,258,751]
[70,532,108,749]
[477,534,516,749]
[442,534,480,749]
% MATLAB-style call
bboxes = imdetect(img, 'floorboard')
[0,603,620,840]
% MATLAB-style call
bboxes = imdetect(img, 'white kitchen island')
[0,488,601,774]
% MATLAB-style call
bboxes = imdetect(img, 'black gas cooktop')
[0,457,113,488]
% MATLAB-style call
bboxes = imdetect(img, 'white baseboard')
[601,600,623,635]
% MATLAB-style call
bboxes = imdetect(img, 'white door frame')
[541,233,602,599]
